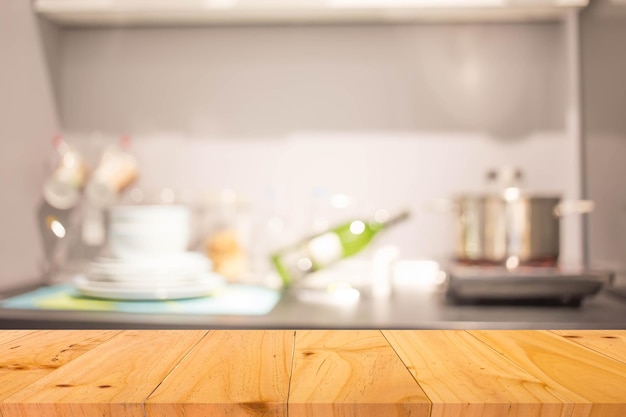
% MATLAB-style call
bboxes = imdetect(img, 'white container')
[107,205,191,259]
[108,229,190,259]
[109,204,190,225]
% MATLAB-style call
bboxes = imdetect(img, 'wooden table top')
[0,330,625,416]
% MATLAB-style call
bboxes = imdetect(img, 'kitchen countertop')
[0,329,625,416]
[1,282,626,329]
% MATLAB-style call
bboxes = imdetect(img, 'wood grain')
[144,330,293,417]
[0,330,207,417]
[384,330,573,417]
[0,331,35,345]
[288,330,430,417]
[471,330,626,417]
[551,330,626,364]
[0,330,119,401]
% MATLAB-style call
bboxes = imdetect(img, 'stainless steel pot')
[452,191,593,267]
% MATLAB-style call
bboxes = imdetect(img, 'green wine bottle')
[271,209,410,288]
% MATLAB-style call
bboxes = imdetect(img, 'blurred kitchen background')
[1,0,626,294]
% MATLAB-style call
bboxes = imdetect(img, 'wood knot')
[241,401,270,412]
[302,351,315,356]
[98,385,112,389]
[602,336,617,339]
[55,384,73,388]
[563,335,581,338]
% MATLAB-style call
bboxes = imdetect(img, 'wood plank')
[288,330,430,417]
[144,330,293,417]
[0,330,119,401]
[0,330,35,345]
[0,330,207,417]
[471,330,626,417]
[551,330,626,364]
[383,330,574,417]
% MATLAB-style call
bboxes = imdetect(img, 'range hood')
[34,0,589,26]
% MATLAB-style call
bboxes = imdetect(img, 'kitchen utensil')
[433,168,594,267]
[37,199,81,284]
[42,136,88,210]
[85,137,138,208]
[452,193,593,267]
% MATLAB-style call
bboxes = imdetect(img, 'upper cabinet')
[35,0,589,26]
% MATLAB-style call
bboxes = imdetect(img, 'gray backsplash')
[58,23,566,139]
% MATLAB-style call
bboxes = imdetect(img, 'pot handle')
[553,200,595,217]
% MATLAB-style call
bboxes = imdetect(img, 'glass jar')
[198,190,251,283]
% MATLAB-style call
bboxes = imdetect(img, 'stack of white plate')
[74,204,225,300]
[75,252,224,301]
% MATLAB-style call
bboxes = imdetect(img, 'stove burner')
[445,267,613,307]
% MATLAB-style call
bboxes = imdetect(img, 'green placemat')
[1,284,281,316]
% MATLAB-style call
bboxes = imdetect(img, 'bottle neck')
[373,209,410,231]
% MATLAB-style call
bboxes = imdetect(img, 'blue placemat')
[1,284,281,316]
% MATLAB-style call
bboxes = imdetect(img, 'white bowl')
[109,205,190,226]
[109,228,190,259]
[107,204,191,258]
[109,222,188,235]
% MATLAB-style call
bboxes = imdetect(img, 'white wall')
[0,1,60,290]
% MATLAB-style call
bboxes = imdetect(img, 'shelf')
[34,0,589,27]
